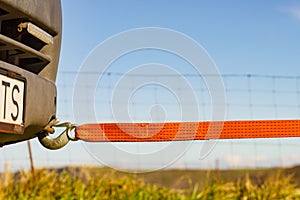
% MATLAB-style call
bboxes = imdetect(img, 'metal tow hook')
[38,119,78,150]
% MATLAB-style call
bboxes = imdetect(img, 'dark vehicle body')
[0,0,61,146]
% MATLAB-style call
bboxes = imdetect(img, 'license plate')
[0,70,25,134]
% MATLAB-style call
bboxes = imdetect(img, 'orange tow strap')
[75,120,300,142]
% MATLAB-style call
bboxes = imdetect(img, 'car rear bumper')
[0,61,56,146]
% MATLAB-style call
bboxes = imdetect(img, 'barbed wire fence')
[1,72,300,172]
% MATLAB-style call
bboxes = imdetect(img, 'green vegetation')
[0,167,300,199]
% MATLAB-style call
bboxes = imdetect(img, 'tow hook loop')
[38,119,77,150]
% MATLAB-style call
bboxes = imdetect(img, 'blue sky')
[60,0,300,76]
[56,1,300,170]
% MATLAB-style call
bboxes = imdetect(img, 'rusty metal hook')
[38,119,77,150]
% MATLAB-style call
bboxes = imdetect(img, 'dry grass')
[0,166,299,199]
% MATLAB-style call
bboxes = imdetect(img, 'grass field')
[1,166,300,199]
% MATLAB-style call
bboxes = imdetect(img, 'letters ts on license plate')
[0,71,25,133]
